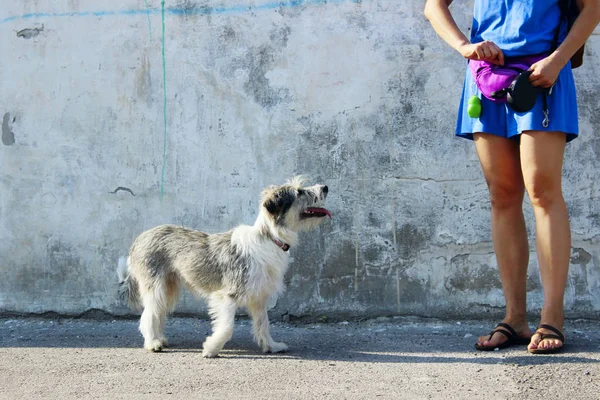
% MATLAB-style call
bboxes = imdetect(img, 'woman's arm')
[530,0,600,87]
[554,0,600,67]
[424,0,504,65]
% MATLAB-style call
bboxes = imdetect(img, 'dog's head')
[260,176,330,233]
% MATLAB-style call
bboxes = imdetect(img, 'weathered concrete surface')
[1,317,599,399]
[1,1,600,318]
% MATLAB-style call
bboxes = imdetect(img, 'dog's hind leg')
[139,280,169,352]
[248,299,288,353]
[202,294,237,358]
[157,274,180,348]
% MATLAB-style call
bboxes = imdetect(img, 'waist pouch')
[469,54,547,104]
[470,54,553,125]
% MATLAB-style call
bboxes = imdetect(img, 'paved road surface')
[0,316,598,399]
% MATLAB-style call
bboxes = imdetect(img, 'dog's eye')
[297,189,304,196]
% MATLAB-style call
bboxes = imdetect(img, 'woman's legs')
[474,133,532,347]
[520,131,569,351]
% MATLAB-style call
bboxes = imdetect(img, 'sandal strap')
[486,322,516,341]
[536,324,565,342]
[538,333,563,341]
[496,322,517,337]
[487,329,510,341]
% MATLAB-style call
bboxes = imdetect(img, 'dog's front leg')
[203,294,237,358]
[248,300,288,353]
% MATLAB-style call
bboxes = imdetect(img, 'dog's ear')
[264,197,279,215]
[263,188,296,217]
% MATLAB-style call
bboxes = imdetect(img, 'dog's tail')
[117,256,142,311]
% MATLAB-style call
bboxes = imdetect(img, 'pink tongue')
[306,207,332,219]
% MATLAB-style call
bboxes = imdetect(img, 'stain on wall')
[243,45,290,109]
[16,24,43,39]
[2,113,15,146]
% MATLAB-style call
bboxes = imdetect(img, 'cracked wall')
[1,0,600,319]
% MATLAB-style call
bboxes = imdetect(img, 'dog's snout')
[323,185,328,194]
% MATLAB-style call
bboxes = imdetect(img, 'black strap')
[555,0,580,49]
[496,322,518,337]
[536,324,565,342]
[553,0,568,52]
[487,322,517,340]
[488,329,510,341]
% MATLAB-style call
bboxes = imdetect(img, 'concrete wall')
[1,0,600,319]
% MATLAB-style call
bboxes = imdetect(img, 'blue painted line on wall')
[160,0,167,201]
[144,0,153,43]
[0,0,361,25]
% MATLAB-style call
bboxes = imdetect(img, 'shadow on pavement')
[1,317,598,366]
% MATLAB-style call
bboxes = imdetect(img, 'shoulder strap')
[553,0,568,52]
[554,0,585,68]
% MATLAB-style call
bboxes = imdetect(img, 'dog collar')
[271,237,290,252]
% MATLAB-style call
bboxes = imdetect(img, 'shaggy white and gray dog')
[117,177,330,357]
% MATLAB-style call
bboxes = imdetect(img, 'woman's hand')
[457,41,505,65]
[528,57,563,88]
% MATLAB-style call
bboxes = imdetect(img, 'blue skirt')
[456,61,579,142]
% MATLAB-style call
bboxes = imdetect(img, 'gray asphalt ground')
[0,315,598,399]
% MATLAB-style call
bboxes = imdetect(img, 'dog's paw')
[264,341,288,353]
[144,339,164,352]
[202,348,220,358]
[202,337,222,358]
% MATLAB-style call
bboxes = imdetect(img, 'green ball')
[467,95,482,118]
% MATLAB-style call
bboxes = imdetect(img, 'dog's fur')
[117,176,329,357]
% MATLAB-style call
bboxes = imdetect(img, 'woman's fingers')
[475,43,492,60]
[474,46,483,59]
[479,41,504,64]
[482,46,492,59]
[490,42,504,65]
[529,60,558,88]
[461,41,504,64]
[530,73,552,88]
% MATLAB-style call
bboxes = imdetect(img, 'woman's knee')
[487,181,525,210]
[523,172,563,210]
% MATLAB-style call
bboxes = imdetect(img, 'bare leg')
[520,131,569,351]
[474,133,532,347]
[247,300,288,353]
[202,294,237,358]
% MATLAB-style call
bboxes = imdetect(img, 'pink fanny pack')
[469,54,547,103]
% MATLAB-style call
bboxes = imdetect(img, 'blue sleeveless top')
[471,0,567,57]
